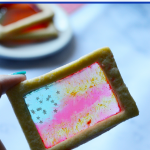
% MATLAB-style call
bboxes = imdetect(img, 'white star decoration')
[26,88,60,122]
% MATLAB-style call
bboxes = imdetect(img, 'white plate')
[0,4,72,60]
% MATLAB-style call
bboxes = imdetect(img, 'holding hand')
[0,73,26,150]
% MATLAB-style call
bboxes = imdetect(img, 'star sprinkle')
[54,103,57,106]
[36,97,39,100]
[39,120,43,124]
[37,107,42,111]
[54,109,57,113]
[51,100,54,103]
[37,116,40,120]
[48,95,51,98]
[39,100,43,104]
[56,91,60,94]
[46,98,49,101]
[43,110,47,114]
[31,110,35,114]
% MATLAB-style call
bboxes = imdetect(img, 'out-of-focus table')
[0,4,150,150]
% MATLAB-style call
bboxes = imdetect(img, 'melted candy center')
[24,62,121,148]
[0,4,41,26]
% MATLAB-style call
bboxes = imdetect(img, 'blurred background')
[0,3,150,150]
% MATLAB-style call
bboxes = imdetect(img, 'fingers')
[0,75,26,97]
[0,140,6,150]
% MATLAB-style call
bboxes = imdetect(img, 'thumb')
[0,74,26,97]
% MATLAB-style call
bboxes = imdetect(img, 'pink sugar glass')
[25,62,121,148]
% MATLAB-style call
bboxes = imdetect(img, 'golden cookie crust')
[0,4,54,39]
[6,47,139,150]
[0,22,58,41]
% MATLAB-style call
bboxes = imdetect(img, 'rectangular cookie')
[6,47,139,150]
[0,4,54,39]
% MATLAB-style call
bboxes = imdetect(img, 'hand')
[0,74,26,150]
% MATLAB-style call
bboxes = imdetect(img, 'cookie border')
[0,22,58,41]
[6,47,139,150]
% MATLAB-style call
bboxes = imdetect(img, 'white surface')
[0,3,150,150]
[0,4,72,60]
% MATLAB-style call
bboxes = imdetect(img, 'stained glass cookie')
[0,4,54,39]
[6,47,139,150]
[0,22,58,46]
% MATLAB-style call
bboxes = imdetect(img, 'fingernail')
[11,71,26,75]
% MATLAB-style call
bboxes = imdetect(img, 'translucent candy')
[24,62,121,148]
[0,4,41,26]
